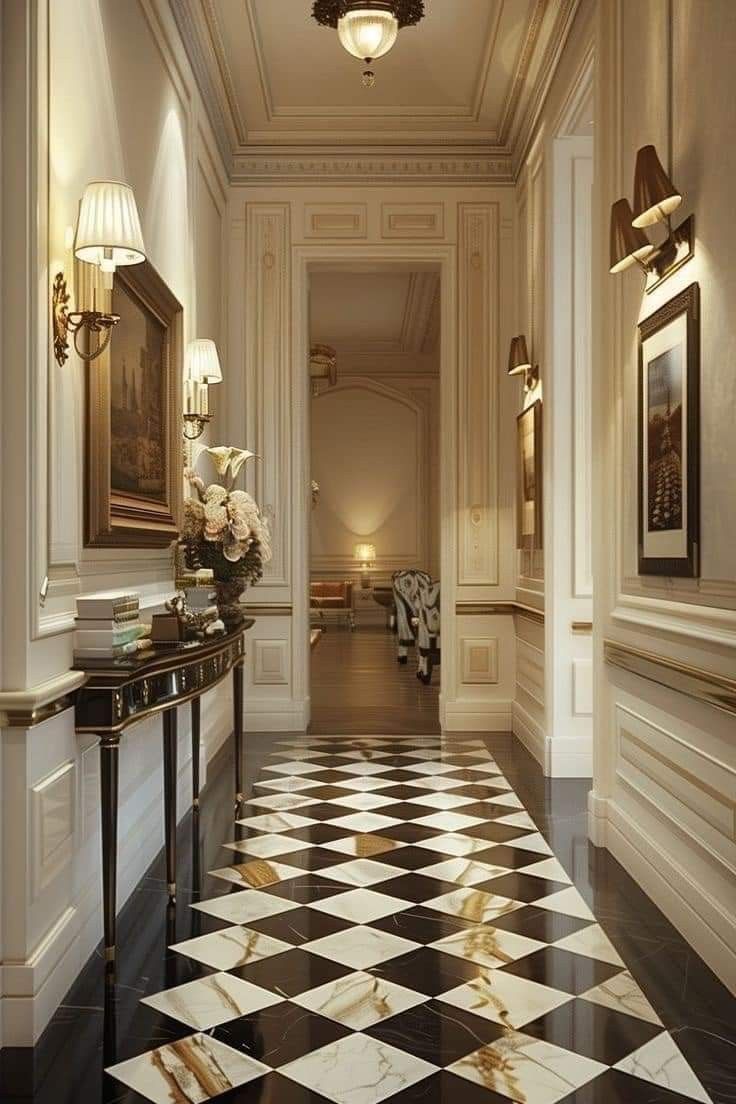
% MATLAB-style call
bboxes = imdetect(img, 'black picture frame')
[637,282,700,577]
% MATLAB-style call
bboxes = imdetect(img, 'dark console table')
[73,619,254,969]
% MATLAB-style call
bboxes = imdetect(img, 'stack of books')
[73,592,152,661]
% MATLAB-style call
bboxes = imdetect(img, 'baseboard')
[512,701,545,765]
[545,734,592,778]
[245,697,310,733]
[442,699,513,732]
[589,794,736,996]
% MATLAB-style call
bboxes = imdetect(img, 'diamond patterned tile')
[222,833,313,859]
[191,889,300,926]
[214,1001,351,1068]
[141,972,283,1029]
[280,1032,437,1104]
[370,946,485,996]
[237,812,318,833]
[440,969,574,1029]
[308,887,413,924]
[317,858,407,887]
[208,859,304,888]
[171,925,292,971]
[522,997,664,1066]
[303,925,420,969]
[428,925,545,969]
[327,812,402,833]
[417,857,509,885]
[366,999,507,1066]
[292,970,427,1030]
[233,947,354,997]
[424,886,525,925]
[320,833,407,858]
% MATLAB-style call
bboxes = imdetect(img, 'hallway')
[2,730,732,1104]
[310,626,440,735]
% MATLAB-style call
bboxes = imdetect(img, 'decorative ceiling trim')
[170,0,583,185]
[231,151,515,185]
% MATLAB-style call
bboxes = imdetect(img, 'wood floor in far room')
[310,624,440,735]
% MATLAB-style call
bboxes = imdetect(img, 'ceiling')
[171,0,580,181]
[310,269,440,375]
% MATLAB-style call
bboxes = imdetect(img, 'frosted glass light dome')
[337,9,399,61]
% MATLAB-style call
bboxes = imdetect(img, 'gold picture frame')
[516,400,543,551]
[84,259,183,548]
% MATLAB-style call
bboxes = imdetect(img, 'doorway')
[306,264,441,734]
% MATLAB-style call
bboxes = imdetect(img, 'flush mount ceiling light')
[312,1,425,87]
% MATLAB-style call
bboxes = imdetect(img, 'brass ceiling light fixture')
[609,144,693,292]
[312,1,425,87]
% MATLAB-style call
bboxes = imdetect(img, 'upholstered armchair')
[391,569,431,663]
[416,580,441,684]
[310,580,355,630]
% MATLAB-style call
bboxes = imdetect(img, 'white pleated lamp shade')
[74,181,146,272]
[338,9,398,60]
[185,339,223,384]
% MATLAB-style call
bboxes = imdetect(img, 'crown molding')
[170,0,581,185]
[231,149,515,185]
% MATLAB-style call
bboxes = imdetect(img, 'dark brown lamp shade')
[609,198,655,273]
[508,335,531,376]
[632,144,682,228]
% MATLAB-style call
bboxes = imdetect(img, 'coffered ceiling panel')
[171,0,580,178]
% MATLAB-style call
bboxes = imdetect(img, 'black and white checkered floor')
[106,736,714,1104]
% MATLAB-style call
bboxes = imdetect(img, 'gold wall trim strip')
[245,605,293,617]
[455,601,545,626]
[0,671,87,729]
[572,621,593,634]
[604,639,736,718]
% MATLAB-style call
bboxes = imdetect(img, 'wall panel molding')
[461,638,499,684]
[381,203,444,240]
[245,203,292,589]
[303,203,367,240]
[457,203,499,587]
[604,639,736,717]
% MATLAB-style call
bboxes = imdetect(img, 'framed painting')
[516,400,543,551]
[637,282,700,577]
[85,259,183,548]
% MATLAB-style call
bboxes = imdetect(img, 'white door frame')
[291,244,458,729]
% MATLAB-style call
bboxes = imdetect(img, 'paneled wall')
[0,0,229,1044]
[512,0,594,776]
[224,187,518,734]
[591,0,736,992]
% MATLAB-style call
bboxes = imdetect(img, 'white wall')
[311,374,440,580]
[591,0,736,993]
[512,0,595,776]
[224,187,519,734]
[0,0,229,1045]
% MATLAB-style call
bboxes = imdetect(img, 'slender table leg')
[233,659,244,804]
[191,696,201,808]
[162,708,178,901]
[99,734,120,970]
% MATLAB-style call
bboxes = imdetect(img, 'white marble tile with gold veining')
[191,889,299,926]
[327,792,398,811]
[302,925,420,969]
[439,969,573,1029]
[292,971,426,1030]
[222,834,312,859]
[246,793,319,811]
[321,833,406,858]
[553,923,624,966]
[415,833,491,857]
[448,1029,607,1103]
[413,811,486,832]
[405,792,475,810]
[264,760,323,775]
[318,858,405,886]
[171,926,291,970]
[425,886,524,924]
[614,1032,712,1102]
[580,970,663,1025]
[256,776,323,793]
[106,1033,270,1104]
[418,857,508,886]
[519,857,572,884]
[208,859,304,888]
[307,887,412,924]
[505,832,553,855]
[281,1032,437,1104]
[429,925,544,969]
[141,972,282,1029]
[532,886,595,920]
[236,811,317,832]
[327,812,402,833]
[330,776,396,792]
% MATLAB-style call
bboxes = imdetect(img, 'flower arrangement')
[181,446,271,622]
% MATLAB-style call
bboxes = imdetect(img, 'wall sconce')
[508,335,539,392]
[609,144,693,291]
[354,542,377,589]
[183,339,223,440]
[52,181,146,366]
[310,343,338,397]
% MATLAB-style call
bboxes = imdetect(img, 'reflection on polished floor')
[2,733,732,1104]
